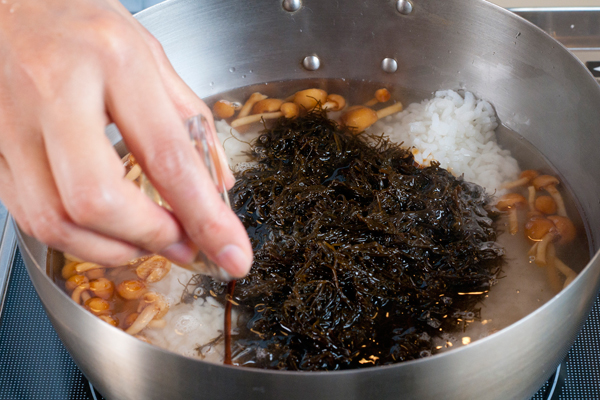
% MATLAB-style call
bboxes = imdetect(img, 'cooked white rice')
[370,90,520,194]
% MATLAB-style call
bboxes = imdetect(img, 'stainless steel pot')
[16,0,600,399]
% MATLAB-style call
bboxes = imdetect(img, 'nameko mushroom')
[501,169,539,190]
[534,215,576,266]
[65,275,90,305]
[212,100,241,119]
[136,255,171,283]
[116,280,148,300]
[364,88,391,107]
[89,278,115,300]
[125,292,169,335]
[496,193,527,235]
[340,102,404,132]
[532,175,567,217]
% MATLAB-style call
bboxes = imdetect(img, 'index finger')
[105,53,253,277]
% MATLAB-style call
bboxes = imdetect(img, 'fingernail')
[215,244,253,278]
[161,241,196,265]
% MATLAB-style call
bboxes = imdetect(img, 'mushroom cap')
[75,262,104,273]
[532,175,560,190]
[340,106,378,132]
[252,98,284,114]
[280,102,299,118]
[293,89,328,111]
[212,100,237,119]
[85,297,111,316]
[325,94,346,111]
[139,292,169,319]
[519,169,539,181]
[61,261,79,280]
[524,216,555,241]
[89,278,115,300]
[496,193,527,211]
[535,195,557,215]
[547,215,576,244]
[116,280,147,300]
[86,268,105,280]
[136,255,171,283]
[375,88,391,103]
[65,274,89,291]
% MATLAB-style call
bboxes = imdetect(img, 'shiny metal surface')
[510,8,600,83]
[302,55,321,71]
[396,0,414,15]
[282,0,302,13]
[511,8,600,49]
[16,0,600,399]
[381,57,399,73]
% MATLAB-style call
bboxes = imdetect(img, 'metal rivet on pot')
[396,0,413,15]
[282,0,302,12]
[303,55,321,71]
[381,58,398,73]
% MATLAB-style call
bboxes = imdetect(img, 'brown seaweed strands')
[224,280,236,365]
[203,108,503,371]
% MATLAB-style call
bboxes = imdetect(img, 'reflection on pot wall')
[491,0,600,7]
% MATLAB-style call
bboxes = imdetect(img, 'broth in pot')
[48,81,590,370]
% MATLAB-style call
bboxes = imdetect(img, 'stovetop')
[1,6,600,400]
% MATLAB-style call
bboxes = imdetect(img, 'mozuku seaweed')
[197,108,503,371]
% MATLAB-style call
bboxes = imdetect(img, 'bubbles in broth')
[49,79,590,369]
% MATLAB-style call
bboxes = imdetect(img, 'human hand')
[0,0,253,277]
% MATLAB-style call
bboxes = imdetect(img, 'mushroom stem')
[508,209,519,235]
[364,88,391,107]
[81,291,92,304]
[64,253,84,263]
[147,319,167,329]
[544,258,563,294]
[527,186,536,212]
[238,93,268,119]
[231,111,283,128]
[71,284,90,304]
[528,241,538,257]
[502,170,540,190]
[125,164,142,181]
[364,98,378,107]
[376,103,404,119]
[125,306,160,335]
[545,185,567,217]
[501,177,529,190]
[322,101,338,110]
[76,262,105,273]
[547,243,577,289]
[535,232,556,266]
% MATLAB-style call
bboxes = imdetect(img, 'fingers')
[2,129,145,266]
[40,80,188,260]
[104,54,252,277]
